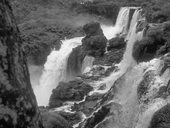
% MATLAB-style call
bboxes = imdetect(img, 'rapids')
[33,37,83,106]
[30,6,170,128]
[32,7,133,106]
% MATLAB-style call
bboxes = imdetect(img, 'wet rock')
[82,22,107,57]
[94,47,125,66]
[133,22,170,63]
[149,104,170,128]
[57,111,82,126]
[73,93,104,116]
[49,79,93,108]
[82,104,111,128]
[95,102,122,128]
[41,111,70,128]
[98,83,106,90]
[107,37,126,50]
[159,53,170,75]
[137,71,156,103]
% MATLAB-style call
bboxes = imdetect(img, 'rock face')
[49,78,93,108]
[41,111,71,128]
[149,104,170,128]
[0,0,43,127]
[107,37,126,51]
[82,22,107,57]
[133,22,170,62]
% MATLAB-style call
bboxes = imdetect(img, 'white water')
[29,6,170,128]
[32,7,133,106]
[33,37,83,106]
[90,8,144,95]
[72,7,146,128]
[81,56,95,73]
[101,7,131,40]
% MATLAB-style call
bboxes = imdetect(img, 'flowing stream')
[30,6,170,128]
[32,7,133,106]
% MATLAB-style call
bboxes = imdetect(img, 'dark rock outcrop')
[107,37,126,51]
[137,71,156,103]
[82,22,107,57]
[149,104,170,128]
[41,111,70,128]
[82,104,110,128]
[94,47,125,66]
[133,22,170,62]
[49,78,93,108]
[0,0,43,127]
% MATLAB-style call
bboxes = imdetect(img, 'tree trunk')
[0,0,43,128]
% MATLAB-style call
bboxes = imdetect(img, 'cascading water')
[32,7,132,106]
[101,7,131,40]
[28,5,170,128]
[90,8,144,95]
[33,37,83,106]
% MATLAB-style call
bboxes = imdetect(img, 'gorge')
[1,0,170,128]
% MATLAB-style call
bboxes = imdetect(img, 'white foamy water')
[33,37,83,106]
[101,7,131,40]
[90,8,144,95]
[32,7,134,106]
[81,56,95,73]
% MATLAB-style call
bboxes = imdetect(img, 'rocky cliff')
[0,0,43,127]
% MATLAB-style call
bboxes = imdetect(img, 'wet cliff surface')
[0,0,43,127]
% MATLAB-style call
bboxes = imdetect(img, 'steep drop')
[33,37,83,106]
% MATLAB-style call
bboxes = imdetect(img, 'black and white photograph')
[0,0,170,127]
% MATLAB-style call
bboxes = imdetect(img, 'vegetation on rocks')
[82,22,107,57]
[0,0,43,127]
[133,22,170,62]
[49,78,93,108]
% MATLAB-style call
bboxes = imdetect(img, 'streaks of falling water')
[33,37,83,106]
[73,7,145,128]
[89,8,144,95]
[101,7,130,40]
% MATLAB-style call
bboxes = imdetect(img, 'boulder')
[82,22,107,57]
[107,37,126,50]
[149,104,170,128]
[159,53,170,75]
[49,79,93,108]
[41,111,70,128]
[94,47,125,66]
[132,23,168,62]
[83,22,104,37]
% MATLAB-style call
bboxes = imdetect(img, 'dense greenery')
[73,0,170,23]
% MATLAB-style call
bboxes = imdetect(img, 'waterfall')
[101,7,131,40]
[89,8,144,95]
[33,37,83,106]
[32,7,143,106]
[115,7,130,35]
